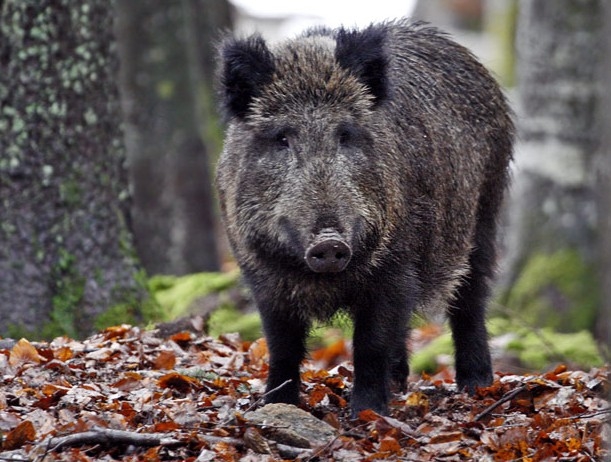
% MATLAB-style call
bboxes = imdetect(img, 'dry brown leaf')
[248,338,268,364]
[3,420,36,450]
[357,408,381,422]
[112,371,144,391]
[41,383,71,397]
[154,350,177,370]
[378,435,402,454]
[153,420,180,432]
[102,324,133,340]
[53,346,74,362]
[169,331,193,345]
[428,431,463,445]
[308,384,330,407]
[311,339,348,365]
[9,338,46,367]
[404,391,430,416]
[158,372,202,393]
[85,347,114,361]
[323,411,341,429]
[213,441,240,461]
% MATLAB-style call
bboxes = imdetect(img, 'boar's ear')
[335,26,388,106]
[219,35,275,120]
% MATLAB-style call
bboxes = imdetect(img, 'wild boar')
[216,20,514,416]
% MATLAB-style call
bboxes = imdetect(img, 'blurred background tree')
[115,0,232,276]
[500,0,604,338]
[597,1,611,348]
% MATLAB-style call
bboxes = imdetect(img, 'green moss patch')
[501,249,599,332]
[150,270,239,320]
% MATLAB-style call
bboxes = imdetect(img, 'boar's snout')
[305,229,352,273]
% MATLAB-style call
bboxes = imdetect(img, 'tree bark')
[595,3,611,346]
[501,0,603,332]
[115,0,227,276]
[0,0,148,338]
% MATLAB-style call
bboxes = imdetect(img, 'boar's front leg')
[449,272,493,393]
[259,305,309,406]
[448,222,495,393]
[351,291,411,417]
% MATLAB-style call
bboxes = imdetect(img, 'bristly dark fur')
[334,25,389,105]
[219,34,275,120]
[216,19,514,417]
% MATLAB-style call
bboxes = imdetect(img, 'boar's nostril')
[305,238,352,273]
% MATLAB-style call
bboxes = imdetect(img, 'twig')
[44,428,181,452]
[568,407,611,421]
[243,379,293,413]
[474,385,527,422]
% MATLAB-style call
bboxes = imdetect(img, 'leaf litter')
[0,325,608,461]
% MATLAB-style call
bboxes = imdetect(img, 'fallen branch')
[474,385,527,422]
[276,442,312,459]
[0,452,30,462]
[199,434,244,447]
[45,428,181,452]
[198,432,312,459]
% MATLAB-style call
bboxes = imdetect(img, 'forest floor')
[0,324,608,461]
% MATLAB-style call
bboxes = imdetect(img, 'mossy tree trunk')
[115,0,231,276]
[0,0,151,338]
[501,0,603,333]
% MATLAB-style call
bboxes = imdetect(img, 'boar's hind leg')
[351,292,411,417]
[390,327,409,393]
[260,309,309,406]
[448,214,497,393]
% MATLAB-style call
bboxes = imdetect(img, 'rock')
[244,403,338,448]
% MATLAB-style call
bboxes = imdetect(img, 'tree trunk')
[501,0,602,332]
[115,0,227,276]
[0,0,149,338]
[595,3,611,346]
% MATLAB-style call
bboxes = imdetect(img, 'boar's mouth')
[305,229,352,273]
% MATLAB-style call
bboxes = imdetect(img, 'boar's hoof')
[305,235,351,273]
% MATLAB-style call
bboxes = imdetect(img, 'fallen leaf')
[248,338,268,364]
[404,391,430,416]
[158,372,202,393]
[3,420,36,450]
[102,324,133,340]
[311,339,348,365]
[357,409,380,422]
[53,346,74,362]
[169,331,193,345]
[154,350,176,370]
[9,338,46,367]
[429,431,463,445]
[378,435,401,454]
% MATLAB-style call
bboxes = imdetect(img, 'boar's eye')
[338,129,352,146]
[258,126,293,151]
[270,130,291,149]
[337,123,362,147]
[274,132,290,149]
